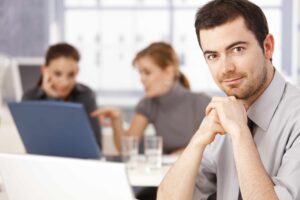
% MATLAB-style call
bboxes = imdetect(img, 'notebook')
[0,153,135,200]
[8,101,101,159]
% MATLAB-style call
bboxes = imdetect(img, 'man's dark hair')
[45,43,80,65]
[195,0,269,50]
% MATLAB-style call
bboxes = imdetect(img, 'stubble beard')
[222,66,268,101]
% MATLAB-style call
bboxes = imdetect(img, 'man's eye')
[233,47,244,53]
[68,72,75,78]
[207,54,217,60]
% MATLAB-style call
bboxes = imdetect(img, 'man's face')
[199,17,274,102]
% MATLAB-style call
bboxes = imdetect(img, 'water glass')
[144,135,163,169]
[121,136,139,169]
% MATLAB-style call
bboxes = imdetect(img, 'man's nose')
[220,56,235,73]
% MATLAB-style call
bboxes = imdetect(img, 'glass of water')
[121,135,139,169]
[144,135,163,170]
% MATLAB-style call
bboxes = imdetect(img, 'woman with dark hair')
[22,43,101,148]
[92,42,210,155]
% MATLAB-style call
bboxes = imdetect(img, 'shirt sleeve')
[272,131,300,200]
[135,97,154,122]
[193,144,217,200]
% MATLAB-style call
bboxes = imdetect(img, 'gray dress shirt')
[193,70,300,200]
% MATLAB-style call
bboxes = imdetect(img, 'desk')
[128,164,170,187]
[104,155,174,187]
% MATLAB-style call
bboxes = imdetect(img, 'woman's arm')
[91,109,149,153]
[113,113,149,152]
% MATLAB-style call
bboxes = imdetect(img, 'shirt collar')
[247,70,287,131]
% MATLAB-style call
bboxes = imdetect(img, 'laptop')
[8,101,101,159]
[0,153,135,200]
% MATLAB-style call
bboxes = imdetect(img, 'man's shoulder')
[276,82,300,127]
[283,82,300,106]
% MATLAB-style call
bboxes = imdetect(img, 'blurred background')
[0,0,299,122]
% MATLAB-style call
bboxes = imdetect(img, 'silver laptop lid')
[0,153,134,200]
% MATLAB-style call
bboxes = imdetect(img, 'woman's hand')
[42,71,59,98]
[91,107,122,126]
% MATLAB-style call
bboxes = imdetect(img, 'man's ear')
[263,34,275,60]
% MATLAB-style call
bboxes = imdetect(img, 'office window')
[65,8,170,91]
[63,0,299,94]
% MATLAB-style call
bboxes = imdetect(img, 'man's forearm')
[232,129,278,200]
[157,143,206,200]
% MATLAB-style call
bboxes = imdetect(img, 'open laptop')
[0,153,135,200]
[8,101,101,159]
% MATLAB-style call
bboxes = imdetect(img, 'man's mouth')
[222,77,244,86]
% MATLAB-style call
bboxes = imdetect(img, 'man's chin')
[224,88,242,98]
[225,91,250,100]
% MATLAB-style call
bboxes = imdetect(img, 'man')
[157,0,300,200]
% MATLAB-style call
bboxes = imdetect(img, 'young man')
[157,0,300,200]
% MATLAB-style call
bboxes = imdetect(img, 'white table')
[127,164,171,187]
[128,154,178,186]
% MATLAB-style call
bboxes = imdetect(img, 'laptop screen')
[8,101,101,159]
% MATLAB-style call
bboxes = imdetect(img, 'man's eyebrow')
[203,50,217,56]
[203,41,248,56]
[225,41,248,51]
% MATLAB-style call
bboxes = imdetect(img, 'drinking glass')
[144,135,163,170]
[121,135,139,169]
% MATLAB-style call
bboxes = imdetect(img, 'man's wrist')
[230,125,252,144]
[190,134,209,150]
